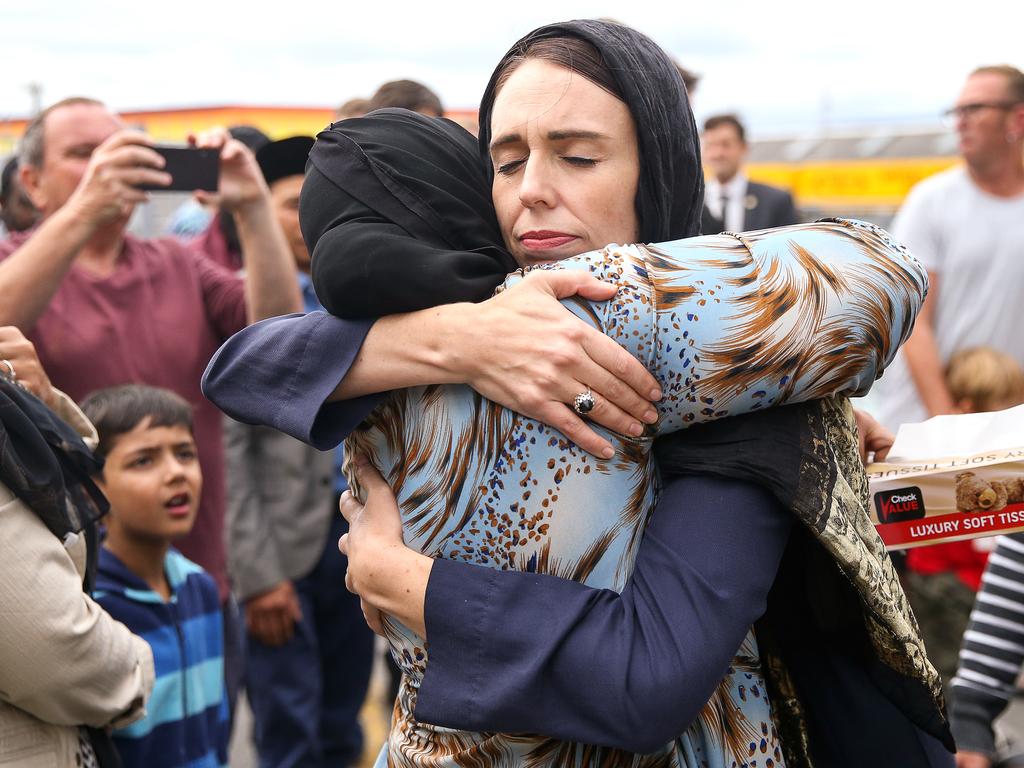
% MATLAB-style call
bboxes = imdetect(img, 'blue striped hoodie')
[95,548,228,768]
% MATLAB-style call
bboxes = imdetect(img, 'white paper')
[887,403,1024,462]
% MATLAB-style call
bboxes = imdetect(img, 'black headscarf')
[477,19,704,243]
[0,378,106,548]
[306,109,515,319]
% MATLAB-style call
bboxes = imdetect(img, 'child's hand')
[244,581,303,647]
[854,408,894,463]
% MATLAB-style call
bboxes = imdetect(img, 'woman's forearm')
[330,305,471,400]
[413,475,792,751]
[342,470,790,750]
[202,312,381,448]
[333,272,662,457]
[351,544,432,637]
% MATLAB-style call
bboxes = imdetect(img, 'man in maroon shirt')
[0,97,300,624]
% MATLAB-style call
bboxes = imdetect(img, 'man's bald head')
[18,98,125,217]
[18,97,111,170]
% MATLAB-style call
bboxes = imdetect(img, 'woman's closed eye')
[562,155,598,167]
[496,158,527,176]
[496,155,598,176]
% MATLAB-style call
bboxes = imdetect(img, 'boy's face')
[98,419,202,543]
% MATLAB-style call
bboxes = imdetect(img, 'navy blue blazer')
[701,180,800,235]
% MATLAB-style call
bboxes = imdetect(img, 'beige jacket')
[0,391,154,767]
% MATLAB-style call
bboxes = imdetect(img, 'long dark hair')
[478,19,704,243]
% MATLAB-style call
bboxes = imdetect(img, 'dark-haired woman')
[205,19,953,768]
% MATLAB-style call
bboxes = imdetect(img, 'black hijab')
[477,19,704,243]
[306,109,515,319]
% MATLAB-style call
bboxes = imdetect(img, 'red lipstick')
[518,230,578,250]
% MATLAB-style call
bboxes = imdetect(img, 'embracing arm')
[342,465,791,752]
[204,271,662,456]
[418,475,790,750]
[202,311,381,449]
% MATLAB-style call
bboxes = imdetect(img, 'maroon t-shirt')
[0,230,246,598]
[189,212,243,273]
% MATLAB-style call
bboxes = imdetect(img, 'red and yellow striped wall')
[0,104,956,213]
[0,104,478,157]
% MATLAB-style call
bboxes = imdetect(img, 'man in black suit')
[700,114,799,234]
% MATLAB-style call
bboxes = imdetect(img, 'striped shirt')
[951,532,1024,757]
[95,548,228,768]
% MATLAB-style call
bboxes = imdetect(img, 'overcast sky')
[3,1,1021,137]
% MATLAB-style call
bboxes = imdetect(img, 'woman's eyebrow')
[490,129,610,151]
[546,129,609,141]
[490,132,523,151]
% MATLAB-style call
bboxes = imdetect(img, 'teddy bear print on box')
[955,471,1024,513]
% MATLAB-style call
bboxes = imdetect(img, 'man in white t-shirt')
[870,65,1024,431]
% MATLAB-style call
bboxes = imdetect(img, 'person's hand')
[338,456,407,596]
[359,597,387,637]
[448,270,663,458]
[0,326,56,408]
[338,458,403,636]
[955,751,992,768]
[244,580,303,647]
[339,455,432,638]
[64,130,170,226]
[192,129,268,213]
[854,408,894,464]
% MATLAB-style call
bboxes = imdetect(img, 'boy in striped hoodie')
[81,384,228,768]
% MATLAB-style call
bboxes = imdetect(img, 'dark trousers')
[245,515,375,768]
[223,595,245,732]
[905,570,976,687]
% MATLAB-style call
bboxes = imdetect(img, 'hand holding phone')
[192,129,269,213]
[138,145,220,192]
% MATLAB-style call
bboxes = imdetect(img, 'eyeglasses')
[942,101,1022,121]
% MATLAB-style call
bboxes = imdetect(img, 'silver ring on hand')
[572,388,596,416]
[0,359,14,379]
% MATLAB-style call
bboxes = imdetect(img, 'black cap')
[255,136,315,186]
[228,125,270,153]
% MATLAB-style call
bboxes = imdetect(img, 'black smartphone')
[139,145,220,192]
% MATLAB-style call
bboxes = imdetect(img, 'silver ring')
[572,388,595,415]
[0,359,14,379]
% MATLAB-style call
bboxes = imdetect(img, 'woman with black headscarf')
[205,20,952,768]
[303,109,516,318]
[0,327,153,767]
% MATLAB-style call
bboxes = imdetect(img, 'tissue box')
[868,448,1024,549]
[867,405,1024,550]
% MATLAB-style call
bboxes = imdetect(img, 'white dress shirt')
[705,173,748,233]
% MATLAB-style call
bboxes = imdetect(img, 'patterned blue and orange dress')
[345,219,927,768]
